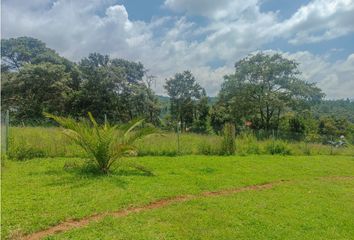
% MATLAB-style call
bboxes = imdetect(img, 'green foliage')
[73,53,161,124]
[265,140,292,155]
[312,99,354,123]
[191,94,211,133]
[221,123,236,155]
[7,126,354,158]
[236,132,260,155]
[44,112,156,174]
[197,141,222,155]
[213,52,324,132]
[1,37,161,125]
[8,145,45,161]
[2,63,71,123]
[164,71,208,132]
[1,37,64,70]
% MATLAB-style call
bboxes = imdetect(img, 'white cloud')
[273,0,354,44]
[2,0,152,60]
[283,51,354,99]
[2,0,354,98]
[164,0,258,20]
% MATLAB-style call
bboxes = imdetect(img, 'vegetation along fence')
[1,110,10,155]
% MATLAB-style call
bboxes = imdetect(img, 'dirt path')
[21,181,284,240]
[21,176,353,240]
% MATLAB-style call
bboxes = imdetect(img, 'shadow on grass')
[41,160,154,189]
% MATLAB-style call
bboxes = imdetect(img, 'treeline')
[160,53,354,143]
[1,37,159,124]
[1,37,354,143]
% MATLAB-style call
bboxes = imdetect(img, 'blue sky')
[2,0,354,98]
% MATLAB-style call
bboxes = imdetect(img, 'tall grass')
[7,126,354,159]
[44,113,156,174]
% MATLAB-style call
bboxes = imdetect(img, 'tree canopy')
[2,37,353,141]
[1,37,161,125]
[212,53,324,132]
[164,71,209,132]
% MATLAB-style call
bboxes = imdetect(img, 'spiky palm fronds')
[44,112,156,174]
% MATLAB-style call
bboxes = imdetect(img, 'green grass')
[48,179,354,240]
[2,155,354,239]
[8,127,354,159]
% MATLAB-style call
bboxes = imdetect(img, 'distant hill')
[312,99,354,122]
[157,95,217,106]
[157,95,217,117]
[158,96,354,123]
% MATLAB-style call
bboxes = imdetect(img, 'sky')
[2,0,354,99]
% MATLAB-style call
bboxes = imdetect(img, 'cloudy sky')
[2,0,354,98]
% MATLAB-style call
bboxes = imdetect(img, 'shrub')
[8,145,45,160]
[197,141,221,155]
[45,112,156,174]
[221,123,236,155]
[265,140,292,155]
[301,142,312,155]
[236,133,260,155]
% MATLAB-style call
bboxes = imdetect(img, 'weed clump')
[8,145,45,160]
[265,140,292,155]
[221,123,236,155]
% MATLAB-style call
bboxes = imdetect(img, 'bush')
[45,112,156,174]
[221,123,236,155]
[236,133,260,155]
[301,142,312,155]
[197,141,221,155]
[265,140,292,155]
[8,145,45,160]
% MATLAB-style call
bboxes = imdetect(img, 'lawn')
[50,178,354,240]
[2,155,354,239]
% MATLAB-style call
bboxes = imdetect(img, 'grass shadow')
[36,160,154,189]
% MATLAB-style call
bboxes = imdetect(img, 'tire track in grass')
[21,176,353,240]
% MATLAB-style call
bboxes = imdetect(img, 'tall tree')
[1,63,71,122]
[1,37,63,70]
[213,53,324,132]
[75,53,160,123]
[164,71,206,131]
[192,90,210,133]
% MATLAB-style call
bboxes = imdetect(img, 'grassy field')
[2,155,354,239]
[50,179,354,240]
[7,127,354,160]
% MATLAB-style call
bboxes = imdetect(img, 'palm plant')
[44,112,156,174]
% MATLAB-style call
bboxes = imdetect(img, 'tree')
[74,53,160,123]
[2,63,71,123]
[1,37,64,70]
[1,37,82,115]
[164,71,206,131]
[191,90,210,133]
[213,53,324,132]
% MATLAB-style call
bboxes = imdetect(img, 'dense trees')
[1,37,353,141]
[1,37,160,124]
[212,53,324,133]
[2,63,71,121]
